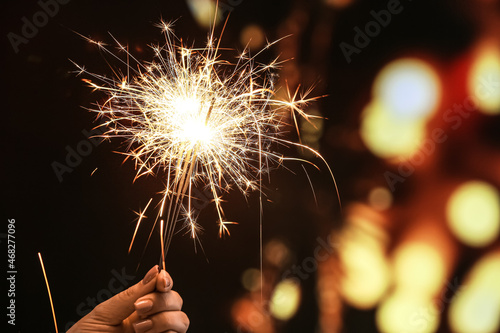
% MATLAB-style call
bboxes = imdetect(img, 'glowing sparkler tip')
[79,19,326,254]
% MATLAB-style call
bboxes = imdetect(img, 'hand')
[68,265,189,333]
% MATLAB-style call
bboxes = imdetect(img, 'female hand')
[68,265,189,333]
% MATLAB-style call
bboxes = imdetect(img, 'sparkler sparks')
[76,19,336,263]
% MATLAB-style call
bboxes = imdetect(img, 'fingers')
[133,311,190,333]
[132,271,188,333]
[135,290,183,317]
[156,269,173,292]
[91,265,159,325]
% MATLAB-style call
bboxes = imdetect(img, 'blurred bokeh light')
[186,0,221,28]
[241,268,261,292]
[376,289,440,333]
[393,242,446,296]
[240,24,266,50]
[368,186,393,211]
[270,279,302,321]
[338,212,390,309]
[446,180,500,247]
[468,41,500,115]
[299,108,324,157]
[449,251,500,333]
[373,58,441,121]
[361,58,442,160]
[360,100,427,159]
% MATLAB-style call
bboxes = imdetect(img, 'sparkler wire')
[38,252,58,333]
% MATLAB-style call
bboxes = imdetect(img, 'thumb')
[91,265,159,325]
[156,269,174,292]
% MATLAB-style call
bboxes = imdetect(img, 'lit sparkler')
[75,19,337,266]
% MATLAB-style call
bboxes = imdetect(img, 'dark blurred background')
[3,0,500,332]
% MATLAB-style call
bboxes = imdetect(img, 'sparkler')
[38,253,58,333]
[76,18,338,268]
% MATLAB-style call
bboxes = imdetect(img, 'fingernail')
[165,277,171,290]
[133,319,153,332]
[134,299,153,313]
[159,270,172,290]
[142,265,158,285]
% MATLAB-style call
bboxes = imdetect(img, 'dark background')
[3,0,493,332]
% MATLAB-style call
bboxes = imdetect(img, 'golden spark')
[75,19,338,264]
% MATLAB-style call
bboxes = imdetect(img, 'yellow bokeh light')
[360,100,426,159]
[449,251,500,333]
[468,43,500,115]
[393,242,446,296]
[467,251,500,293]
[186,0,222,28]
[299,108,324,157]
[339,220,390,309]
[446,181,500,247]
[376,290,440,333]
[449,289,500,333]
[241,268,261,292]
[373,58,441,121]
[240,24,266,51]
[270,279,301,321]
[264,239,291,268]
[368,187,393,211]
[339,242,390,309]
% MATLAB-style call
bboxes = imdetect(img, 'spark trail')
[76,20,337,265]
